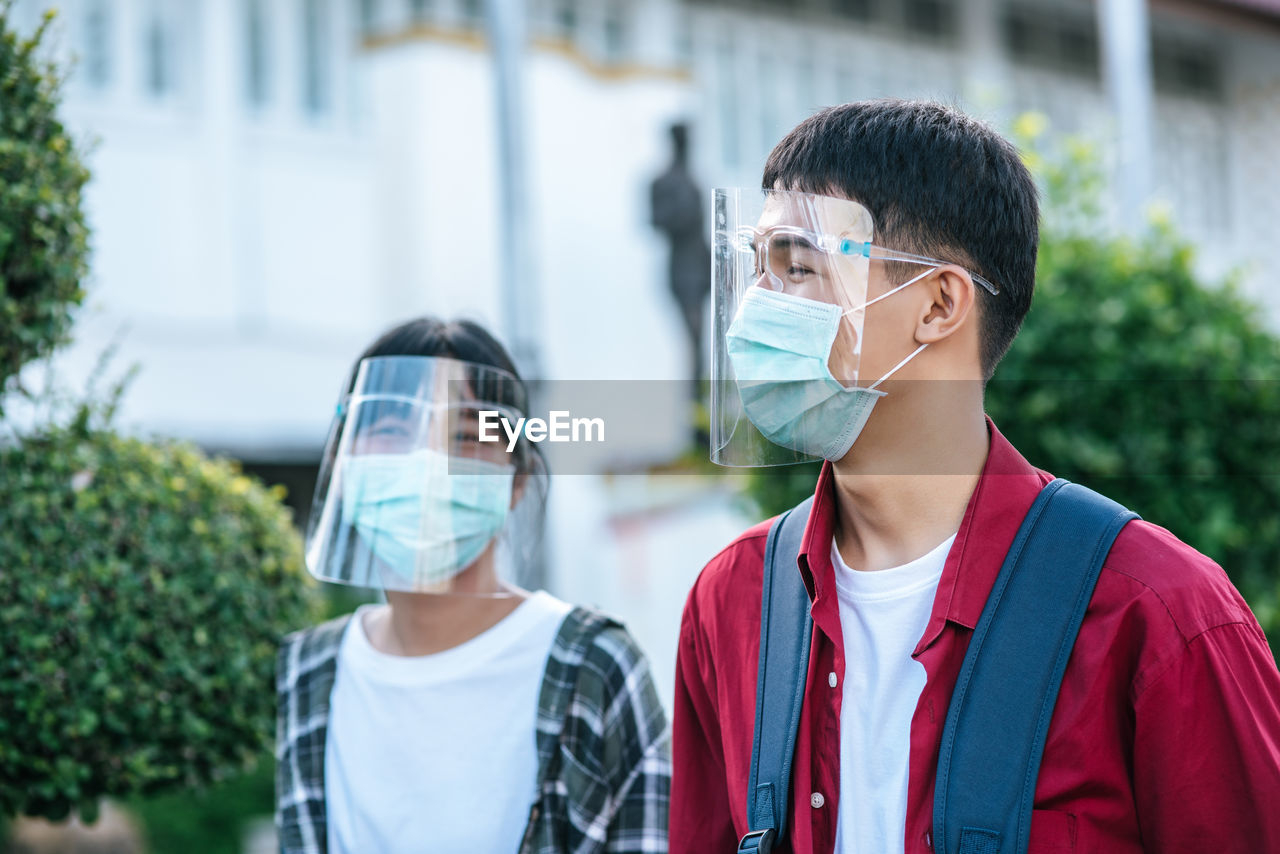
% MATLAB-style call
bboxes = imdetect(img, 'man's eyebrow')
[768,233,819,252]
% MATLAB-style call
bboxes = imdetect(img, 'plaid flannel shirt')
[275,606,670,854]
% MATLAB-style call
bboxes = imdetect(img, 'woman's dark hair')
[355,317,521,381]
[349,317,541,474]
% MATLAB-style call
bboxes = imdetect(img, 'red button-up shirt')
[671,420,1280,853]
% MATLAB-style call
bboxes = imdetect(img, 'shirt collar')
[797,417,1052,657]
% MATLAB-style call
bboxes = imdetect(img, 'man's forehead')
[757,190,873,237]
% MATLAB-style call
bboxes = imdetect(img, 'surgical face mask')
[339,448,514,588]
[724,268,934,461]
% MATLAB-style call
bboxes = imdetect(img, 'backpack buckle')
[738,829,776,853]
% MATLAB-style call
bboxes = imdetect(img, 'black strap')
[933,479,1138,854]
[741,496,815,854]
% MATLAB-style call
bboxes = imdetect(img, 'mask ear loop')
[868,342,928,390]
[839,265,938,318]
[835,265,938,391]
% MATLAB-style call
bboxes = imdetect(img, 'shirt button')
[810,792,825,809]
[828,672,838,688]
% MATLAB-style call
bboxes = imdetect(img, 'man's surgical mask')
[340,448,514,588]
[725,268,934,461]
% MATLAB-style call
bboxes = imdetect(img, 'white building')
[9,0,1280,708]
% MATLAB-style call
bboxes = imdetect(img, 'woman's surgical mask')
[339,448,514,588]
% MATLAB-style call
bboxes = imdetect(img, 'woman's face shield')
[305,356,545,596]
[711,188,876,467]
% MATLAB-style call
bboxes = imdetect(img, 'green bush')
[0,7,91,402]
[987,227,1280,642]
[128,758,274,854]
[0,419,318,822]
[743,124,1280,645]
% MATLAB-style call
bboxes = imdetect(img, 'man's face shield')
[305,356,545,596]
[712,189,876,466]
[711,188,999,467]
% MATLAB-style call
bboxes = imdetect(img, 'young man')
[672,100,1280,853]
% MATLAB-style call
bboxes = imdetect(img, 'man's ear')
[915,265,976,345]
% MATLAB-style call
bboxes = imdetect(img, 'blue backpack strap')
[933,479,1138,854]
[740,496,815,854]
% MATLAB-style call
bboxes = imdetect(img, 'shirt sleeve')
[1132,620,1280,853]
[670,592,740,854]
[586,626,672,854]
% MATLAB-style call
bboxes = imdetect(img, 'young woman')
[275,318,669,854]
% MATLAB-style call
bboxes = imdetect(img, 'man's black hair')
[762,99,1039,378]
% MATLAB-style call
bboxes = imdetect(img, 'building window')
[602,3,627,61]
[82,0,112,89]
[554,0,577,41]
[674,11,693,67]
[303,0,331,115]
[246,0,270,106]
[460,0,483,26]
[903,0,955,40]
[358,0,378,35]
[717,39,739,169]
[1153,40,1222,99]
[143,6,174,97]
[833,0,876,24]
[1003,4,1099,80]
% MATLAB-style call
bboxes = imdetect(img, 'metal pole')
[1098,0,1156,233]
[485,0,541,379]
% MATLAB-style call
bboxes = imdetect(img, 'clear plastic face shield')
[305,356,546,596]
[711,188,999,466]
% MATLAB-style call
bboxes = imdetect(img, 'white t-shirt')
[324,591,573,854]
[831,534,954,854]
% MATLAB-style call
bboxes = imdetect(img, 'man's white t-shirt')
[831,534,955,853]
[324,591,572,854]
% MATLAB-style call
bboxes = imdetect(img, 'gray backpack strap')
[740,496,815,854]
[933,479,1137,854]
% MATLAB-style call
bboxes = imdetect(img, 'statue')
[650,122,712,401]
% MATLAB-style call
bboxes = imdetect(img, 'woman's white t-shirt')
[831,534,954,854]
[324,591,573,854]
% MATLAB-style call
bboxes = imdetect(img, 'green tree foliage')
[0,417,318,822]
[743,121,1280,644]
[0,6,91,402]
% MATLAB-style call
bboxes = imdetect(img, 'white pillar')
[1098,0,1155,232]
[486,0,541,378]
[958,0,1009,123]
[200,0,256,332]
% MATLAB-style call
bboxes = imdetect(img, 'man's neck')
[831,382,988,573]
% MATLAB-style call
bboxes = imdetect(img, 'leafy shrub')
[742,124,1280,645]
[0,419,317,822]
[987,227,1280,641]
[0,8,91,401]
